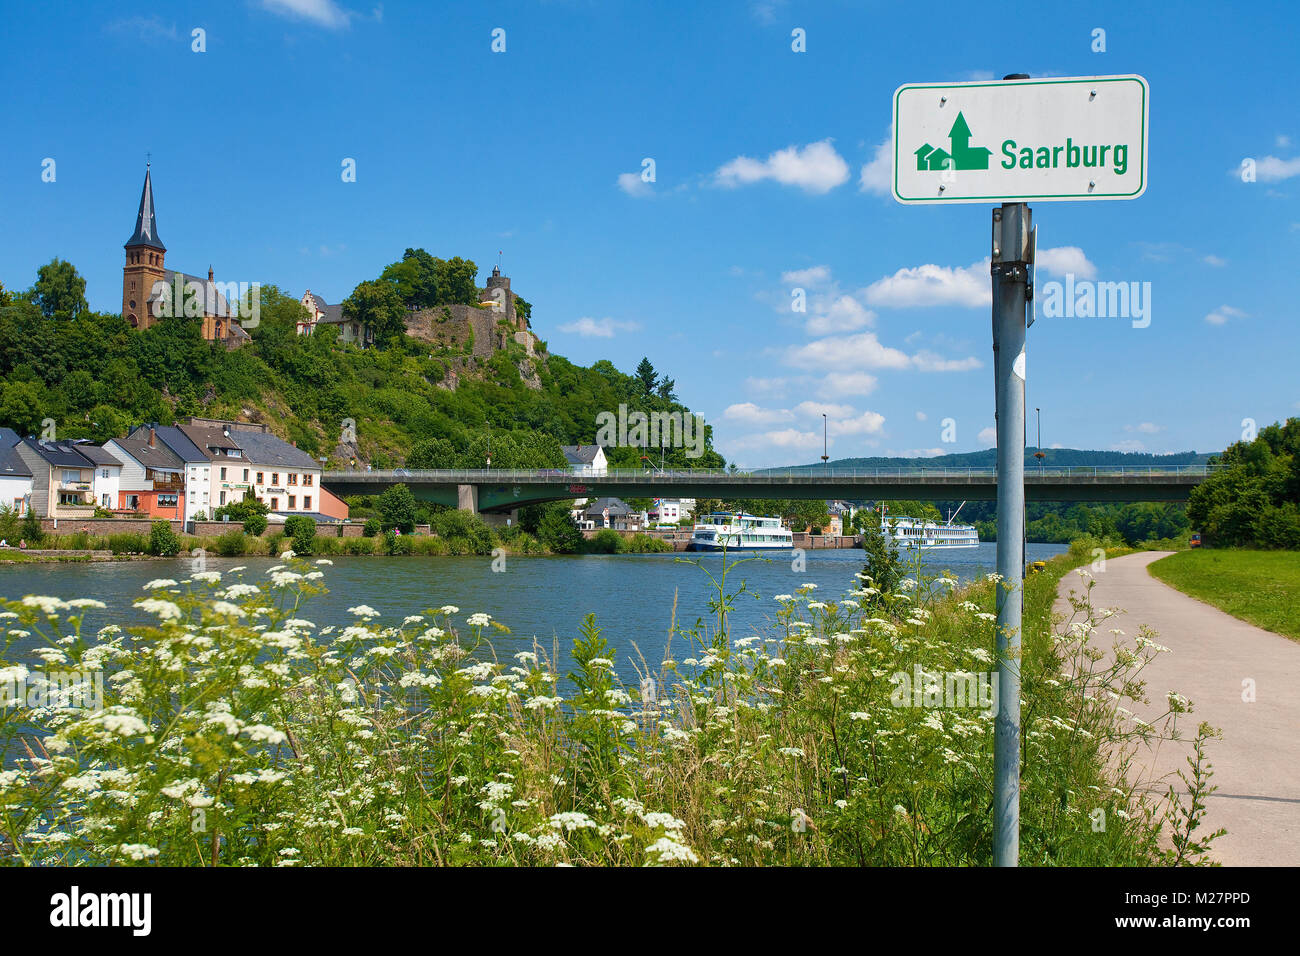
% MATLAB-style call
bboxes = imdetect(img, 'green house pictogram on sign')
[915,112,991,171]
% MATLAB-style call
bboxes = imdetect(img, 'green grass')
[1148,549,1300,641]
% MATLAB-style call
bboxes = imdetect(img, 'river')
[1,543,1066,678]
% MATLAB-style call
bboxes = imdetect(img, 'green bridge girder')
[322,468,1211,513]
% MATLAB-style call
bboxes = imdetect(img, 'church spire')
[124,164,166,252]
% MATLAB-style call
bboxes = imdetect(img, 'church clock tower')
[122,164,167,329]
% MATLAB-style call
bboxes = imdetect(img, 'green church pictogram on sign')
[914,112,992,171]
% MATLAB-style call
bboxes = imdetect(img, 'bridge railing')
[323,464,1221,481]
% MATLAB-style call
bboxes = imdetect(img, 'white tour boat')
[689,513,793,551]
[882,503,979,550]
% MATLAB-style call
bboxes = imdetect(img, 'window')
[256,472,264,485]
[159,494,178,507]
[288,495,296,509]
[220,491,227,506]
[303,474,313,486]
[271,473,279,486]
[288,473,298,485]
[242,469,249,482]
[304,496,312,511]
[220,467,227,480]
[270,498,279,510]
[62,469,79,483]
[102,494,110,508]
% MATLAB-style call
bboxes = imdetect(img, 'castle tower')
[122,165,167,329]
[483,264,518,328]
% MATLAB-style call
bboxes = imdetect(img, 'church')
[121,165,249,347]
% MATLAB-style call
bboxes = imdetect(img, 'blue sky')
[2,0,1296,467]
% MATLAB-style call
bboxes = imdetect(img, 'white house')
[73,444,123,511]
[649,497,695,526]
[561,445,609,477]
[0,429,32,515]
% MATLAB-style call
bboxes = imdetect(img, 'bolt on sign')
[892,75,1148,203]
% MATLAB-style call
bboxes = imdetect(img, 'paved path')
[1052,551,1300,866]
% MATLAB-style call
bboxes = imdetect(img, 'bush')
[378,484,418,534]
[214,530,248,557]
[384,529,412,555]
[429,510,494,555]
[586,528,625,554]
[363,517,382,537]
[285,515,317,555]
[148,520,181,557]
[626,532,672,553]
[243,513,268,536]
[536,504,583,554]
[342,536,378,555]
[106,532,149,555]
[21,511,43,546]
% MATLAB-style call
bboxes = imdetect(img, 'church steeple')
[124,164,165,252]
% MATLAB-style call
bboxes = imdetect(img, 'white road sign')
[892,75,1148,204]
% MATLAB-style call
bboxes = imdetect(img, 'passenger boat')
[882,503,979,550]
[688,513,793,551]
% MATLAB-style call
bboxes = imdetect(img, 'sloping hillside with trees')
[0,258,725,472]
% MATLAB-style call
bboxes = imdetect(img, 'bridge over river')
[322,465,1217,514]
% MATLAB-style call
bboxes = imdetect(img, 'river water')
[1,544,1066,678]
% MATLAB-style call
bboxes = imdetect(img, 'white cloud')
[557,316,641,338]
[729,429,823,454]
[781,265,831,286]
[793,401,855,419]
[829,411,886,437]
[864,260,990,308]
[749,0,787,24]
[1202,254,1227,267]
[915,411,928,421]
[1252,155,1300,182]
[1125,422,1162,434]
[892,447,945,458]
[784,331,911,371]
[1204,305,1247,325]
[616,172,653,198]
[911,350,982,373]
[977,427,997,446]
[806,295,876,334]
[1036,246,1097,280]
[723,403,793,426]
[819,372,879,398]
[858,136,893,196]
[261,0,351,28]
[1111,439,1146,452]
[715,140,850,194]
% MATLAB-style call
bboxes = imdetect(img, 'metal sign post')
[893,69,1147,866]
[990,200,1031,867]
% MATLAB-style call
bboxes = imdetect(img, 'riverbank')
[1148,549,1300,641]
[1058,550,1300,865]
[1,538,1188,866]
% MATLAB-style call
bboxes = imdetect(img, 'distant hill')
[767,447,1216,473]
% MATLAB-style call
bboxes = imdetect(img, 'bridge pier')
[457,484,478,513]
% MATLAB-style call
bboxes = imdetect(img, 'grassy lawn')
[1148,549,1300,641]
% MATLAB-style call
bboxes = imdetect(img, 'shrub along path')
[1054,550,1300,865]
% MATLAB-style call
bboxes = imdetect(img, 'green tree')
[31,258,88,320]
[634,357,658,396]
[536,503,583,553]
[343,280,405,346]
[378,483,418,534]
[148,520,180,557]
[285,515,317,554]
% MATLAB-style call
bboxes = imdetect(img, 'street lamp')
[485,421,492,470]
[1034,408,1045,473]
[821,413,829,473]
